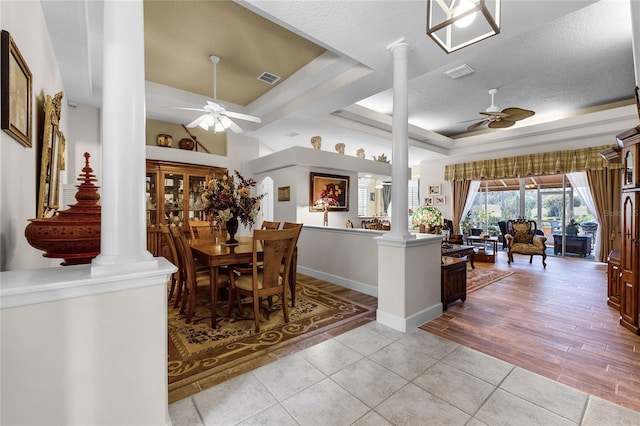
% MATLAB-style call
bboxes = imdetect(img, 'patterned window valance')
[444,145,621,181]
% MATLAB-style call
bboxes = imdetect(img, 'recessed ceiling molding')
[334,104,453,146]
[324,113,451,157]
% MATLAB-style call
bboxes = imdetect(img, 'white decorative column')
[385,38,413,241]
[631,0,640,87]
[92,0,155,272]
[376,39,442,332]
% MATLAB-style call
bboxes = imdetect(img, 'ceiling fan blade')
[186,114,213,130]
[467,120,489,131]
[224,110,262,123]
[501,107,535,121]
[488,119,515,129]
[206,100,224,111]
[479,111,510,118]
[168,106,207,112]
[225,118,244,134]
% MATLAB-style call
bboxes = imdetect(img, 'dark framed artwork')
[309,172,349,211]
[278,186,290,202]
[1,30,32,147]
[370,192,375,201]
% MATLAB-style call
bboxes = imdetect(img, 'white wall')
[0,1,67,271]
[297,226,381,295]
[250,146,393,227]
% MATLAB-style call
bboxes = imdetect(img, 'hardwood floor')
[422,251,640,413]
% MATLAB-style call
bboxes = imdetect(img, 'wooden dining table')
[189,235,298,328]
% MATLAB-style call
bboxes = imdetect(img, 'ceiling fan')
[179,55,262,133]
[467,89,535,131]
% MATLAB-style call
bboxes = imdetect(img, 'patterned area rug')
[466,267,514,293]
[168,276,372,390]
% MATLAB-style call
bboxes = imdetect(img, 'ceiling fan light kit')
[427,0,501,54]
[184,54,261,134]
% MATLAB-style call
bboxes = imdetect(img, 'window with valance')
[444,145,621,182]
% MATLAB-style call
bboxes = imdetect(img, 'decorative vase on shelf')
[24,152,101,265]
[226,217,239,244]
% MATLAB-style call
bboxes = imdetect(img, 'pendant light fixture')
[427,0,501,54]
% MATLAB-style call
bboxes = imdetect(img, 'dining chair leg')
[173,279,184,309]
[282,290,289,324]
[253,295,261,332]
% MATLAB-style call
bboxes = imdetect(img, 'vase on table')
[226,217,239,244]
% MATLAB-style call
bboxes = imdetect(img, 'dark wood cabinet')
[607,250,621,309]
[618,126,640,335]
[441,257,467,310]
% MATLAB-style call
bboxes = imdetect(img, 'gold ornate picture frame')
[1,30,32,147]
[278,186,290,202]
[37,91,64,218]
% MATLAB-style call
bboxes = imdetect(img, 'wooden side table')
[465,236,499,263]
[441,256,467,310]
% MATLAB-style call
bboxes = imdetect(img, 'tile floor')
[169,322,640,426]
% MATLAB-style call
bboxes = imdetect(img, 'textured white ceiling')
[42,0,639,167]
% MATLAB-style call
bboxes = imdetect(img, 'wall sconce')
[427,0,501,54]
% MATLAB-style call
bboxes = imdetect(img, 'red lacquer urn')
[25,153,101,266]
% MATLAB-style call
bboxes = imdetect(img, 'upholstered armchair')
[505,218,547,268]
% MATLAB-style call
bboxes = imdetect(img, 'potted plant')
[566,219,581,236]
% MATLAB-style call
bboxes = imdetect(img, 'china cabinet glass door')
[164,172,184,227]
[145,172,157,226]
[188,175,207,221]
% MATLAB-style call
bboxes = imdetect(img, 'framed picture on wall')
[428,184,441,195]
[434,195,446,205]
[1,30,32,147]
[309,172,349,211]
[424,196,434,206]
[278,186,290,202]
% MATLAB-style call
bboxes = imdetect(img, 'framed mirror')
[37,91,64,218]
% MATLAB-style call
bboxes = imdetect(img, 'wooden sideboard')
[441,257,467,310]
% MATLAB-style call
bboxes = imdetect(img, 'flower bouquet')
[201,170,264,243]
[412,205,442,231]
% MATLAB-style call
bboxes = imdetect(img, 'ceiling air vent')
[257,71,281,85]
[444,64,474,80]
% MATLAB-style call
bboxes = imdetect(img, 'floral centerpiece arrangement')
[201,170,264,243]
[412,205,442,231]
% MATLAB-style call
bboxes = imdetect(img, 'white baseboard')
[297,266,378,297]
[376,303,443,333]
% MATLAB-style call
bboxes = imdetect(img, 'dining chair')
[228,227,301,332]
[261,220,281,230]
[170,226,230,323]
[188,220,212,240]
[282,222,303,306]
[159,223,182,306]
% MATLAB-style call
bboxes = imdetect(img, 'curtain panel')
[444,145,621,181]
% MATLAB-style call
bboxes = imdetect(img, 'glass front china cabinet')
[146,160,226,256]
